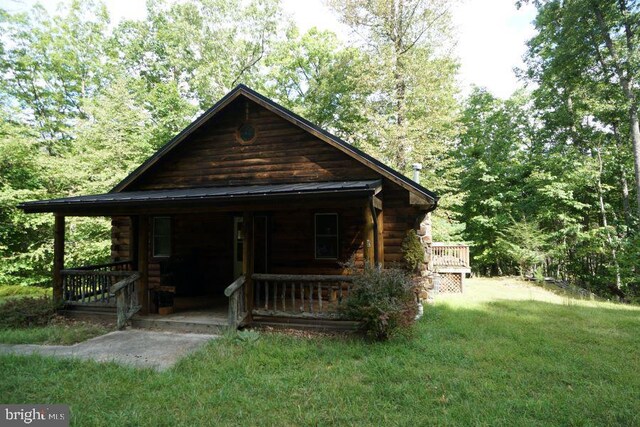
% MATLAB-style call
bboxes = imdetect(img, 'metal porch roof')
[18,180,382,214]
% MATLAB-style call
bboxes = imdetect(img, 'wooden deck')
[431,243,471,293]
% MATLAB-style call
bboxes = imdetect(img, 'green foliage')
[401,230,424,273]
[0,296,57,329]
[342,267,417,340]
[233,329,261,345]
[0,0,636,305]
[327,0,461,195]
[263,27,371,140]
[495,219,548,277]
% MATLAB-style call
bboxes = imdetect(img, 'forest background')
[1,0,638,300]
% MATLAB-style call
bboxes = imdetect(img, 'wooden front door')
[233,217,244,279]
[254,215,268,274]
[234,215,269,279]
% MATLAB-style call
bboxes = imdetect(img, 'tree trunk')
[595,148,622,288]
[593,1,640,221]
[613,123,632,228]
[630,109,640,219]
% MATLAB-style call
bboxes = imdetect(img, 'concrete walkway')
[0,329,218,371]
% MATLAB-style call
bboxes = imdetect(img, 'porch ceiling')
[18,180,382,215]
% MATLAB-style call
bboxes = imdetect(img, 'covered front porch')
[30,181,384,331]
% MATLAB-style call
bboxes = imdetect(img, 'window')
[315,213,338,259]
[236,122,257,144]
[152,217,171,258]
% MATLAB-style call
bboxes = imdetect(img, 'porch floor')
[142,308,227,324]
[132,296,229,334]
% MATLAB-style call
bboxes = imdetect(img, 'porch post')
[376,209,384,268]
[53,214,65,304]
[363,202,375,267]
[137,215,149,315]
[243,211,254,322]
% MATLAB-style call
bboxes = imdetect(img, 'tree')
[113,0,284,110]
[327,0,460,179]
[0,1,112,147]
[455,88,532,274]
[495,218,548,278]
[522,0,640,221]
[263,27,371,140]
[0,109,54,286]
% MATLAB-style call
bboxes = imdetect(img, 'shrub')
[401,231,424,273]
[0,296,57,329]
[341,266,418,341]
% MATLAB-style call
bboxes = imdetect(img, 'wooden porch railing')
[251,274,354,319]
[61,260,134,305]
[431,244,470,268]
[110,272,141,329]
[224,275,247,328]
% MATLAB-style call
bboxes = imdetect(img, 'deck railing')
[61,260,134,305]
[431,244,470,268]
[224,275,247,328]
[111,272,141,329]
[251,274,354,319]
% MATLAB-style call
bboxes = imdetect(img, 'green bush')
[342,267,418,341]
[0,296,58,329]
[401,231,424,273]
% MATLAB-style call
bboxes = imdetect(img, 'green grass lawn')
[1,277,639,426]
[0,321,110,345]
[0,285,108,345]
[0,284,51,301]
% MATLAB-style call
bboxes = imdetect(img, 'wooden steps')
[130,315,229,335]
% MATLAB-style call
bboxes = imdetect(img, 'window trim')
[235,122,257,145]
[314,213,339,260]
[152,216,172,258]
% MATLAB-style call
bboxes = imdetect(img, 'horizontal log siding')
[129,98,378,190]
[268,206,365,275]
[381,181,421,266]
[111,216,131,261]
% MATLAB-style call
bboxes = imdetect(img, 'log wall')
[128,97,378,190]
[111,216,131,261]
[110,96,433,286]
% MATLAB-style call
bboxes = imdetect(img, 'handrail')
[225,276,247,329]
[110,272,141,294]
[71,260,132,271]
[224,275,246,297]
[61,270,134,276]
[431,243,470,268]
[252,274,353,282]
[110,271,141,329]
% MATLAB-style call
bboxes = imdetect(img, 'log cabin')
[18,84,465,332]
